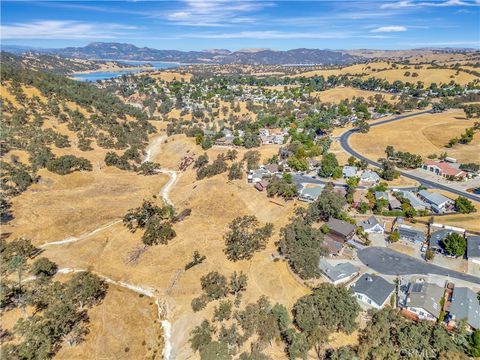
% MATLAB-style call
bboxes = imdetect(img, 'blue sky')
[1,0,479,50]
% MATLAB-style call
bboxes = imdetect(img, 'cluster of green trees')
[223,215,273,261]
[385,145,423,169]
[1,237,107,358]
[278,185,347,279]
[196,153,229,180]
[191,270,248,312]
[463,104,480,118]
[442,233,467,257]
[341,308,475,359]
[46,155,92,175]
[267,173,298,199]
[189,283,362,360]
[318,153,342,178]
[447,126,478,147]
[455,196,476,214]
[123,199,177,246]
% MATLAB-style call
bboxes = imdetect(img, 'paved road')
[358,247,480,285]
[292,174,418,191]
[339,111,480,203]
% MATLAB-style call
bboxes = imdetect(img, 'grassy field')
[312,86,396,104]
[55,283,163,360]
[349,109,479,164]
[6,132,309,359]
[361,68,478,86]
[293,61,479,86]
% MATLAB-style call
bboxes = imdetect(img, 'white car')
[420,244,428,252]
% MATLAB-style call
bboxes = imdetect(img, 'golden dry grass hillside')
[349,108,479,164]
[9,133,314,359]
[293,61,479,86]
[312,86,396,104]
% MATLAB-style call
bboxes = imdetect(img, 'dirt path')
[38,134,179,359]
[57,268,173,359]
[40,134,179,249]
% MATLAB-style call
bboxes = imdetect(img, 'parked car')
[421,244,428,253]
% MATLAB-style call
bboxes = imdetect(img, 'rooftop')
[418,190,453,207]
[468,236,480,258]
[351,273,395,306]
[327,218,357,237]
[319,259,358,283]
[450,287,480,329]
[406,282,445,318]
[424,160,466,177]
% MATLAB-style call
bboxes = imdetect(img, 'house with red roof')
[422,160,466,179]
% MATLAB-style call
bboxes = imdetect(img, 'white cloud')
[0,20,135,39]
[163,0,273,26]
[371,26,408,32]
[381,0,479,9]
[181,30,393,39]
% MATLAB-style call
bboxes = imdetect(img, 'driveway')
[358,247,480,285]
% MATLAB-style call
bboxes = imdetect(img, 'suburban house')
[353,189,369,208]
[319,259,359,285]
[422,160,466,179]
[342,166,358,178]
[429,229,464,254]
[322,236,344,256]
[448,287,480,330]
[327,218,357,243]
[403,281,445,321]
[467,236,480,265]
[264,164,279,174]
[398,225,425,244]
[388,193,402,210]
[248,168,269,183]
[399,191,429,211]
[418,190,454,214]
[358,216,384,234]
[374,191,388,201]
[360,170,381,183]
[351,273,395,309]
[215,136,234,146]
[298,185,324,203]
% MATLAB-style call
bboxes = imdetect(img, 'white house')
[319,259,358,285]
[351,273,395,309]
[403,282,445,321]
[358,216,385,234]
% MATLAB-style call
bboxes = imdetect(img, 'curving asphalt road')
[358,247,480,284]
[339,111,480,203]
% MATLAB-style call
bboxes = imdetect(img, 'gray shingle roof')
[468,236,480,258]
[359,216,383,232]
[319,260,358,283]
[399,226,425,243]
[327,218,357,237]
[400,191,429,209]
[351,273,395,306]
[342,166,357,178]
[429,229,451,250]
[406,282,444,318]
[450,287,480,329]
[418,190,452,207]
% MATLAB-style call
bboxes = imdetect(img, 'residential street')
[357,247,480,285]
[339,110,480,203]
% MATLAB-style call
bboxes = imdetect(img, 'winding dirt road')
[39,134,178,359]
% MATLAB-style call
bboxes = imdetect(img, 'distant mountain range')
[2,42,363,65]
